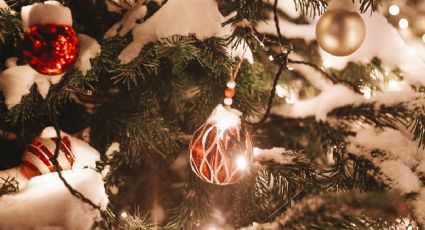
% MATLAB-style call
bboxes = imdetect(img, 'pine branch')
[92,105,179,166]
[155,36,201,73]
[292,0,328,17]
[328,99,425,148]
[358,0,385,13]
[250,191,404,230]
[5,85,47,128]
[109,43,159,90]
[117,209,154,230]
[165,176,213,229]
[0,8,23,70]
[231,145,385,227]
[0,176,19,196]
[408,114,425,148]
[223,0,265,26]
[255,151,318,220]
[195,37,233,77]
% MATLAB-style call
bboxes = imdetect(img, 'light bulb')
[399,18,409,29]
[236,155,248,170]
[360,86,372,99]
[275,85,285,98]
[120,211,128,219]
[388,5,400,16]
[268,55,274,61]
[285,93,297,104]
[323,60,330,68]
[387,80,404,91]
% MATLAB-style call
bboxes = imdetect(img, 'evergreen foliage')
[0,0,424,229]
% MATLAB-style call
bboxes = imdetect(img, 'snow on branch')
[0,34,99,109]
[240,191,403,229]
[0,0,7,8]
[257,4,425,87]
[118,0,228,63]
[347,127,424,194]
[271,84,423,121]
[253,147,295,164]
[0,169,108,230]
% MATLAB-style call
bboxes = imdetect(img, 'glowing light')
[268,55,274,61]
[370,69,382,81]
[236,155,248,170]
[422,34,425,43]
[276,85,285,98]
[360,86,372,99]
[226,81,236,89]
[396,218,415,229]
[399,18,409,29]
[287,65,295,71]
[388,5,400,16]
[120,211,128,219]
[285,93,297,104]
[323,60,330,68]
[275,85,297,103]
[223,98,233,106]
[387,80,405,91]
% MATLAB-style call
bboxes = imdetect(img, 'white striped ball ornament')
[20,136,75,179]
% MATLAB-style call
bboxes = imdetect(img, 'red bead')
[23,24,79,75]
[189,122,253,185]
[224,88,235,98]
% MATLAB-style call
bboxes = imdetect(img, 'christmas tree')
[1,0,425,229]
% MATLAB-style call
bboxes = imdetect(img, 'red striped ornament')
[20,136,75,179]
[189,122,253,185]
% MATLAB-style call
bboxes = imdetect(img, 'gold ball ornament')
[315,9,366,56]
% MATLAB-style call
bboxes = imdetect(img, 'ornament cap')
[327,0,359,12]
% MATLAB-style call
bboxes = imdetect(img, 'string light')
[360,86,372,99]
[399,18,409,29]
[236,155,249,170]
[276,85,285,98]
[120,211,128,219]
[323,60,330,68]
[276,84,297,103]
[387,80,405,91]
[388,5,400,16]
[268,55,274,61]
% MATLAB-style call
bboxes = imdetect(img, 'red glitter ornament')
[189,115,253,185]
[20,135,75,179]
[23,24,79,75]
